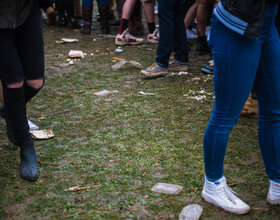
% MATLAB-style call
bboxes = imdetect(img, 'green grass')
[1,24,280,219]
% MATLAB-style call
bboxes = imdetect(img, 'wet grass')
[1,23,280,219]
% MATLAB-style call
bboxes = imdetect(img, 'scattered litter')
[111,60,143,71]
[179,204,203,220]
[69,60,74,65]
[139,91,155,96]
[64,184,101,192]
[56,38,79,44]
[129,61,142,69]
[30,129,54,140]
[145,48,153,51]
[93,90,112,96]
[68,50,84,58]
[115,48,123,53]
[111,61,126,71]
[171,71,189,76]
[112,90,119,93]
[100,34,115,38]
[37,117,46,120]
[112,57,126,61]
[151,183,183,195]
[93,39,96,41]
[55,63,70,68]
[183,89,213,101]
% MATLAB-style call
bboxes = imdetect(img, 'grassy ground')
[1,20,280,219]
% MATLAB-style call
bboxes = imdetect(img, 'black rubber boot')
[20,140,38,181]
[0,105,17,145]
[80,6,93,34]
[98,6,110,34]
[196,35,211,55]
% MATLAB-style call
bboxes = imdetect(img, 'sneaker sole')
[168,66,189,72]
[140,69,168,77]
[202,190,250,215]
[267,197,280,205]
[115,40,143,46]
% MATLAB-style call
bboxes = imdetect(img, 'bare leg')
[196,0,209,36]
[144,0,155,23]
[184,0,199,29]
[121,0,137,19]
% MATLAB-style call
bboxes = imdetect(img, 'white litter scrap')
[111,60,143,71]
[171,71,189,76]
[151,183,183,195]
[139,91,155,95]
[30,129,54,140]
[56,38,79,44]
[183,89,213,101]
[179,204,203,220]
[68,50,84,58]
[93,90,112,96]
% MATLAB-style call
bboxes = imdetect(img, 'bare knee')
[7,81,24,88]
[26,79,44,89]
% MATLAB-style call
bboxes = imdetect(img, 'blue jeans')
[156,0,188,68]
[82,0,108,7]
[204,4,280,183]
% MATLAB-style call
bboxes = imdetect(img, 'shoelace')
[217,185,238,205]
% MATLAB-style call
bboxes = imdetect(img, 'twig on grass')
[38,161,59,166]
[135,144,158,152]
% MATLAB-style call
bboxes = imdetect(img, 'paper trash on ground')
[68,50,84,58]
[111,60,143,71]
[151,183,183,195]
[93,90,112,96]
[139,91,155,96]
[179,204,203,220]
[30,129,54,140]
[56,38,79,44]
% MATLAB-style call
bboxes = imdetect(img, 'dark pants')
[0,0,44,145]
[156,0,189,68]
[56,0,75,19]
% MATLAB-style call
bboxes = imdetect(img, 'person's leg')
[0,0,44,181]
[0,83,3,103]
[155,0,174,68]
[184,0,198,29]
[173,0,188,65]
[56,0,67,26]
[196,0,211,54]
[115,0,144,45]
[254,20,280,185]
[64,0,81,28]
[201,16,261,214]
[118,0,137,34]
[97,0,111,34]
[203,17,261,182]
[80,0,93,34]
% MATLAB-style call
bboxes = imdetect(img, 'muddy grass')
[1,20,280,219]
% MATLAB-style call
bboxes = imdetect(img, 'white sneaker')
[115,29,143,46]
[28,119,39,130]
[202,176,250,214]
[267,180,280,205]
[147,28,159,44]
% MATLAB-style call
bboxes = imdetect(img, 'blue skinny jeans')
[204,4,280,183]
[82,0,108,7]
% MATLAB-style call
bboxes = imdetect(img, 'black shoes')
[20,140,38,181]
[196,35,211,55]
